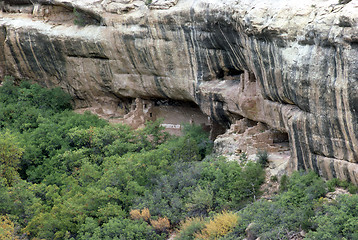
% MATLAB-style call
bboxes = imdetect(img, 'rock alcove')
[1,0,357,184]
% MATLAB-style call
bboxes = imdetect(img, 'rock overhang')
[0,0,358,183]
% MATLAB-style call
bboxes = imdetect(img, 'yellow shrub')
[140,208,151,222]
[195,211,239,240]
[130,209,141,220]
[150,217,171,233]
[0,215,19,240]
[130,208,151,222]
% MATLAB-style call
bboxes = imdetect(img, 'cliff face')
[1,0,358,183]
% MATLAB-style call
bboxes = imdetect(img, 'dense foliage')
[175,171,358,240]
[0,79,265,239]
[0,78,356,240]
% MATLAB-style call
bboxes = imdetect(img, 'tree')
[0,215,19,240]
[0,131,24,186]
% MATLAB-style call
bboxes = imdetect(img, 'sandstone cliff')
[0,0,357,183]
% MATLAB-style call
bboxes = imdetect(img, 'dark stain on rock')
[4,0,33,4]
[27,33,67,84]
[5,33,23,75]
[344,90,358,161]
[122,34,140,74]
[266,43,281,102]
[330,159,337,178]
[20,33,45,78]
[291,121,304,170]
[311,153,319,175]
[250,41,268,99]
[330,72,348,160]
[343,163,351,182]
[154,76,169,98]
[99,60,113,90]
[323,118,335,158]
[305,117,319,172]
[349,96,358,120]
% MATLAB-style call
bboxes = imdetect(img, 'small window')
[149,113,152,117]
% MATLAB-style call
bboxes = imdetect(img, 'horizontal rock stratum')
[0,0,358,183]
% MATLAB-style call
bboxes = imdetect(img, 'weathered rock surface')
[214,118,291,177]
[0,0,358,183]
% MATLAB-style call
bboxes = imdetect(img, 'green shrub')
[182,124,213,159]
[326,178,358,194]
[201,159,265,210]
[137,119,169,150]
[306,194,358,240]
[174,217,205,240]
[1,179,39,227]
[186,185,214,216]
[326,178,340,192]
[226,171,329,240]
[270,175,278,182]
[17,81,72,112]
[0,131,24,186]
[77,217,161,240]
[256,149,268,167]
[160,136,201,163]
[279,174,289,192]
[347,184,358,194]
[0,79,72,132]
[133,157,265,225]
[278,170,327,207]
[133,161,202,224]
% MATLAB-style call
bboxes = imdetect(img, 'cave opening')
[272,130,289,144]
[216,67,244,80]
[117,98,214,136]
[150,98,212,136]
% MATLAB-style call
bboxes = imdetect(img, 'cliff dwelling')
[112,98,211,136]
[1,0,358,239]
[1,0,357,184]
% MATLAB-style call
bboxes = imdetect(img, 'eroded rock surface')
[0,0,358,183]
